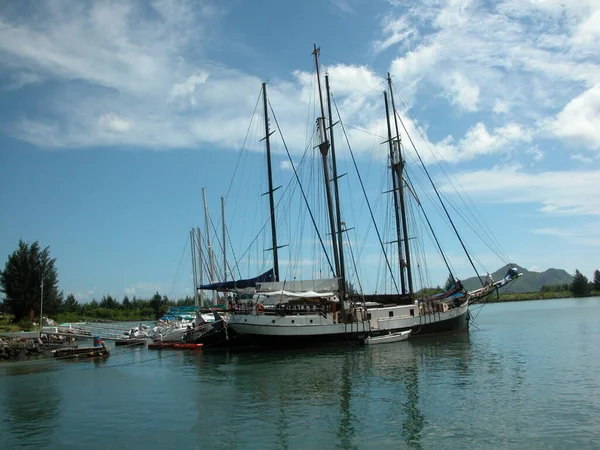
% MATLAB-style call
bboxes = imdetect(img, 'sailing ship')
[223,45,520,348]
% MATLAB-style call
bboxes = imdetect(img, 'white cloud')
[372,15,416,54]
[526,145,544,163]
[551,84,600,151]
[0,0,599,170]
[71,287,97,303]
[328,0,355,15]
[374,0,600,155]
[442,72,479,111]
[434,0,473,29]
[430,122,533,162]
[389,42,441,103]
[492,100,509,114]
[4,71,42,90]
[571,8,600,49]
[99,113,132,134]
[571,153,594,164]
[171,72,210,101]
[124,282,164,297]
[444,165,600,217]
[533,224,600,246]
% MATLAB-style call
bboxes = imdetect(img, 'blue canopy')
[198,268,274,291]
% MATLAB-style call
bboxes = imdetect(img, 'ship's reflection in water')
[188,332,473,449]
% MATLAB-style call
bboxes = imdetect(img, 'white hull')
[228,312,365,337]
[228,299,469,342]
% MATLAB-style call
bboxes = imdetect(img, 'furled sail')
[198,269,274,291]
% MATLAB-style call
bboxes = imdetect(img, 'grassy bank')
[482,291,574,303]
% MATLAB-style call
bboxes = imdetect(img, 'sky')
[1,0,599,302]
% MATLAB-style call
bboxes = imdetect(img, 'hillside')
[461,264,573,293]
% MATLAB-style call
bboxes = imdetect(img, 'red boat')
[172,343,203,349]
[147,342,174,349]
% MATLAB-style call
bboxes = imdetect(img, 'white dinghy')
[364,330,411,345]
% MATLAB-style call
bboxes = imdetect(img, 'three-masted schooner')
[218,45,520,348]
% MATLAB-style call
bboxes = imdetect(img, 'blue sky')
[1,0,599,302]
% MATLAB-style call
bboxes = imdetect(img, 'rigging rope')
[391,106,484,287]
[268,102,336,277]
[390,79,511,265]
[332,96,400,295]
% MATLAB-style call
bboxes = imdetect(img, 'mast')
[387,74,414,295]
[312,44,341,280]
[190,229,199,307]
[202,187,216,305]
[262,83,280,282]
[325,74,346,293]
[195,227,203,304]
[384,91,407,294]
[221,196,227,282]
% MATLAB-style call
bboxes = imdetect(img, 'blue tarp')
[198,268,274,291]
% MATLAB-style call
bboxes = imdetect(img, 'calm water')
[1,298,599,449]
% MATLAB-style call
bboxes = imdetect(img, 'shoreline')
[477,292,599,303]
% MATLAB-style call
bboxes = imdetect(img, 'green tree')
[0,240,63,321]
[150,292,168,319]
[570,269,591,297]
[63,293,79,313]
[122,296,131,309]
[444,274,455,291]
[99,295,119,309]
[593,270,600,292]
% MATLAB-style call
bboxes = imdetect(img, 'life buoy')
[256,303,265,314]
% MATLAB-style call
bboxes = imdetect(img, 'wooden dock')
[51,344,111,359]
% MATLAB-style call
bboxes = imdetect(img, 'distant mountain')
[461,264,573,293]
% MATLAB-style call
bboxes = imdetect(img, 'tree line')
[1,241,599,325]
[514,269,600,298]
[0,240,199,324]
[567,269,600,297]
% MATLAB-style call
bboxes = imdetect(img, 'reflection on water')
[401,365,423,449]
[182,335,475,449]
[2,299,600,449]
[336,356,357,450]
[0,365,62,449]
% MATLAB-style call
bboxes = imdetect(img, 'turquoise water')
[1,298,599,449]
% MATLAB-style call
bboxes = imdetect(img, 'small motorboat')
[364,330,411,345]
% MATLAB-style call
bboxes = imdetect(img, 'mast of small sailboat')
[195,227,203,303]
[190,228,199,307]
[386,74,414,296]
[221,196,227,282]
[202,187,216,305]
[312,45,342,282]
[261,82,280,282]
